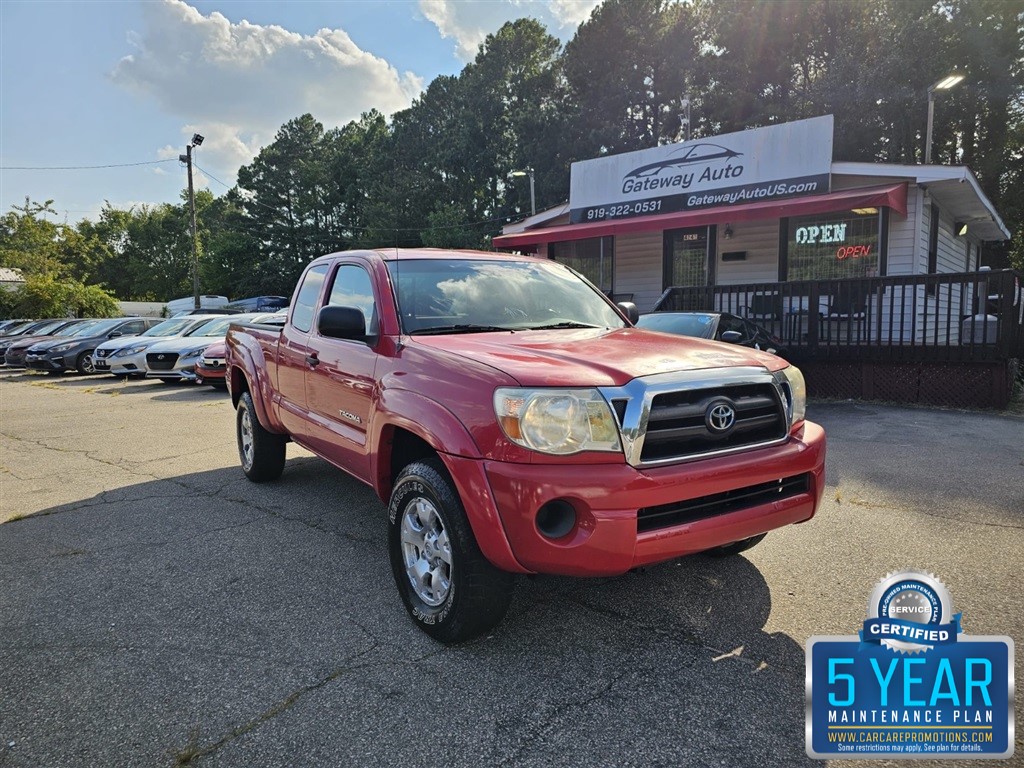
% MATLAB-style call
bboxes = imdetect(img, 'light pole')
[179,133,204,309]
[510,168,535,217]
[925,74,964,165]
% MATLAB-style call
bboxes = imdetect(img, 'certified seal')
[862,570,960,653]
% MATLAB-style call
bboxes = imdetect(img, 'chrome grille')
[601,367,793,467]
[641,384,786,463]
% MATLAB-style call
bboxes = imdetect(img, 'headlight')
[181,346,207,358]
[493,388,621,455]
[115,345,148,357]
[777,365,807,427]
[50,343,75,353]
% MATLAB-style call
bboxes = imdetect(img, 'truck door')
[303,261,379,481]
[277,263,329,437]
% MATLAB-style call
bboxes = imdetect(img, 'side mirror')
[108,331,123,338]
[617,301,639,325]
[318,305,366,341]
[721,330,743,344]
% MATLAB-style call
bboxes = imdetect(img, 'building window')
[550,237,613,294]
[786,210,881,281]
[663,227,709,289]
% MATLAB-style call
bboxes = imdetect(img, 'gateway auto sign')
[568,115,834,224]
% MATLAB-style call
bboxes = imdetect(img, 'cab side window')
[327,265,377,337]
[291,265,329,333]
[120,320,146,335]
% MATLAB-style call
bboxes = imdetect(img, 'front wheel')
[236,391,286,482]
[388,459,514,644]
[75,351,95,374]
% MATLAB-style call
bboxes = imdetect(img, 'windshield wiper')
[525,321,604,330]
[409,324,514,336]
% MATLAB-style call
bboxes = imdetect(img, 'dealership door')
[663,227,713,299]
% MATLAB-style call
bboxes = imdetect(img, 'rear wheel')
[75,351,95,374]
[706,533,767,557]
[236,391,286,482]
[388,458,514,644]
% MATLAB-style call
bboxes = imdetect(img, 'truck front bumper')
[445,421,825,577]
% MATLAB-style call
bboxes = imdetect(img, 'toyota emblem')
[705,401,736,433]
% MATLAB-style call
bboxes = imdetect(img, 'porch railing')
[653,269,1024,362]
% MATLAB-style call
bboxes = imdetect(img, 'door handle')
[305,354,320,367]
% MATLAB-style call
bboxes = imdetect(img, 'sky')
[0,0,600,225]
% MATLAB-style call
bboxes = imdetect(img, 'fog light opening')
[536,499,576,540]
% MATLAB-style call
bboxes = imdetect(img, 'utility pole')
[179,133,204,309]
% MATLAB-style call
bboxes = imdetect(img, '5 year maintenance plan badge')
[806,570,1014,759]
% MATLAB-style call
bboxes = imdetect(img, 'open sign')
[837,245,872,260]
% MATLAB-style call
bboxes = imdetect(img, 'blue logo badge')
[806,570,1014,759]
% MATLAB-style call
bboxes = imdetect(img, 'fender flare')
[372,388,527,574]
[228,345,282,434]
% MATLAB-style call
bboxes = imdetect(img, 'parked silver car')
[93,315,224,378]
[144,313,269,383]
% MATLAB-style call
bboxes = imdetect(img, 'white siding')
[716,220,780,284]
[613,231,663,312]
[886,186,917,276]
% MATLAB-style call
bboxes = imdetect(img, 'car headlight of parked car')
[115,345,149,357]
[49,343,76,353]
[776,364,807,427]
[181,346,208,359]
[494,387,621,455]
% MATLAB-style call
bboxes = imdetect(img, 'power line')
[1,159,178,170]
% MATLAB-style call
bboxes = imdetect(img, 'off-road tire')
[706,533,767,557]
[236,390,286,482]
[388,458,514,644]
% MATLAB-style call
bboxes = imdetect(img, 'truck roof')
[309,248,547,266]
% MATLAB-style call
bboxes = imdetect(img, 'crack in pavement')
[569,598,802,677]
[839,493,1024,531]
[495,668,627,767]
[169,621,383,765]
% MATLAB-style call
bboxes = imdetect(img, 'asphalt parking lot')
[1,369,1022,768]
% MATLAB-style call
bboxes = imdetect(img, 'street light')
[925,73,965,164]
[510,168,535,217]
[179,133,204,309]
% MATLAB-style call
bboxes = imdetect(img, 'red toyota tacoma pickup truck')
[226,248,826,643]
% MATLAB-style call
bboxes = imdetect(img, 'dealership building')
[494,116,1021,408]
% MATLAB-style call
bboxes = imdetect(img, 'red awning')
[492,182,908,249]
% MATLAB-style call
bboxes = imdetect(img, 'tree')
[0,198,65,276]
[10,274,120,318]
[563,0,699,154]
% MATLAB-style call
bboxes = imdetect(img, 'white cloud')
[419,0,489,60]
[548,0,601,28]
[419,0,601,61]
[111,0,423,186]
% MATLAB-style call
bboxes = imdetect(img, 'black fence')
[653,269,1024,363]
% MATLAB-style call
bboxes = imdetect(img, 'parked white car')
[92,315,225,378]
[143,313,276,383]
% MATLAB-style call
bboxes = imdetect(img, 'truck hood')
[410,327,787,387]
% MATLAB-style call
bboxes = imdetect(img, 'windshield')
[62,320,104,337]
[386,258,625,335]
[69,318,123,337]
[636,313,717,339]
[185,315,243,337]
[31,320,68,335]
[142,317,196,337]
